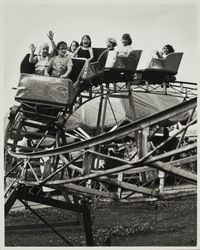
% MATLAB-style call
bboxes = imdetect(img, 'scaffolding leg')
[5,185,19,217]
[82,201,94,246]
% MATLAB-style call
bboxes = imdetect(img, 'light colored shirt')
[35,55,50,75]
[116,45,133,56]
[105,50,117,68]
[48,55,73,77]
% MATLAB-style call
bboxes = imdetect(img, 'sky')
[2,0,199,113]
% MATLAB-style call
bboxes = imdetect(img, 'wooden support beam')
[117,172,123,199]
[167,155,196,167]
[48,174,159,198]
[82,151,93,175]
[22,142,197,188]
[97,176,159,197]
[48,183,117,199]
[159,189,197,199]
[119,187,197,202]
[91,137,195,166]
[95,95,104,136]
[137,128,149,184]
[43,142,196,186]
[51,155,197,199]
[149,161,197,183]
[17,188,83,212]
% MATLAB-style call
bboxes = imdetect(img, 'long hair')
[80,35,92,47]
[164,44,175,53]
[69,40,79,52]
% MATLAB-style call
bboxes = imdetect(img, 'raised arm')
[47,30,57,57]
[155,50,163,58]
[29,44,38,63]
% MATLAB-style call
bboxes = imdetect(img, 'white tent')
[65,91,189,133]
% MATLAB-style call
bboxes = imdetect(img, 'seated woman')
[44,41,73,79]
[154,44,175,59]
[116,33,133,57]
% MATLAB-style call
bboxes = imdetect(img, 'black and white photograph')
[2,0,198,248]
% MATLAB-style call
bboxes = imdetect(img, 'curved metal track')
[6,97,196,159]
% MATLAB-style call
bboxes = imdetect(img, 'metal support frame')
[19,198,73,246]
[5,184,94,246]
[5,185,19,217]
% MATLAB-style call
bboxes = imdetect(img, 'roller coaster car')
[104,50,142,82]
[16,54,86,121]
[14,49,110,121]
[137,52,183,83]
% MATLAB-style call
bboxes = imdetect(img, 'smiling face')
[122,38,129,47]
[82,36,91,48]
[58,44,67,57]
[40,45,49,57]
[70,42,78,52]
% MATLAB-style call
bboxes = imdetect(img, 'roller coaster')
[4,48,197,246]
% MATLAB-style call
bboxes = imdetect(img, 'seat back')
[163,52,183,73]
[109,50,142,72]
[20,54,36,74]
[69,59,86,83]
[97,49,109,71]
[15,73,76,106]
[20,53,86,84]
[80,49,109,81]
[92,48,107,62]
[148,52,183,74]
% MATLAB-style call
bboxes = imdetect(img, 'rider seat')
[104,50,142,82]
[80,48,108,81]
[136,52,183,83]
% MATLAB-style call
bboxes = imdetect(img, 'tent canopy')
[65,91,189,133]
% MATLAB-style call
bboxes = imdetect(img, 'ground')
[5,196,197,247]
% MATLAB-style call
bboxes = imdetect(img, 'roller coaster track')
[7,97,196,159]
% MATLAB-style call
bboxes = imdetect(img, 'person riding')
[155,44,175,59]
[44,41,73,79]
[29,31,56,75]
